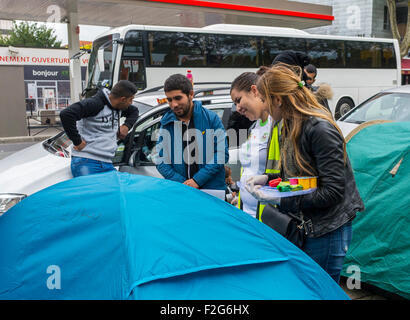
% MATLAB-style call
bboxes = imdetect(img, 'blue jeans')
[303,221,353,284]
[71,156,116,177]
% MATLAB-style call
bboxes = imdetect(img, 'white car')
[337,85,410,137]
[0,86,247,215]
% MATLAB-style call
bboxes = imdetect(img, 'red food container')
[269,178,282,188]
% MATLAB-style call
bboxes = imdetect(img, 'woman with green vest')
[230,70,281,219]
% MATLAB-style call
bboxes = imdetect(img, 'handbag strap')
[285,210,314,236]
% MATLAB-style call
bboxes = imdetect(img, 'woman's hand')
[246,175,269,187]
[245,175,280,205]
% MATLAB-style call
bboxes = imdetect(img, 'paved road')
[0,141,37,160]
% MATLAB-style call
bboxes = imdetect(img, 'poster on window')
[27,83,36,99]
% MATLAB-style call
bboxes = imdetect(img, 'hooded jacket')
[155,100,229,190]
[312,83,334,114]
[60,88,139,163]
[272,51,310,82]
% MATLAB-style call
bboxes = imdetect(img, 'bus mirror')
[98,48,105,72]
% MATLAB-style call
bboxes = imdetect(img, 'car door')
[118,107,166,177]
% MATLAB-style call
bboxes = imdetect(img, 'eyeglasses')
[307,77,316,81]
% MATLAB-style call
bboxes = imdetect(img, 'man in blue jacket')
[155,74,229,190]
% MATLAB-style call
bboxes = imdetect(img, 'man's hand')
[73,139,87,151]
[183,179,200,189]
[117,125,129,140]
[231,194,238,206]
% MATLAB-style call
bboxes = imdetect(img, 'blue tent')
[0,171,348,300]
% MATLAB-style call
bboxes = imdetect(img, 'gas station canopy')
[0,0,333,29]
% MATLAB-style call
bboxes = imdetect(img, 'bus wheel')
[335,97,354,120]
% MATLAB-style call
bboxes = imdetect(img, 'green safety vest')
[237,120,282,219]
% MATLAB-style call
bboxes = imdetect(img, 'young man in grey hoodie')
[60,80,139,177]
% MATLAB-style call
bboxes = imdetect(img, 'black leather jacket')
[269,116,364,238]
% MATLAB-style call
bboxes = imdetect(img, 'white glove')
[245,181,280,205]
[245,174,269,187]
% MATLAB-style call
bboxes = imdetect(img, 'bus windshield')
[87,33,120,90]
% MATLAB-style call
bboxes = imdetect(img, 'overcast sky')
[18,21,111,45]
[53,23,111,44]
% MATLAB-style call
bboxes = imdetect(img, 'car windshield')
[42,132,72,158]
[134,101,154,115]
[343,92,410,123]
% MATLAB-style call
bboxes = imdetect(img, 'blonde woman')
[246,64,364,283]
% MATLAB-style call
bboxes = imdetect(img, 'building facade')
[292,0,399,38]
[0,47,88,113]
[0,46,89,137]
[0,20,13,37]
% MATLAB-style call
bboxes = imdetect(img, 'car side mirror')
[129,148,142,167]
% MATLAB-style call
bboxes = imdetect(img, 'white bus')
[85,24,401,119]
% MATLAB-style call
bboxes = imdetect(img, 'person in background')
[60,80,139,177]
[225,166,238,204]
[246,64,364,283]
[304,64,317,88]
[304,63,333,113]
[230,68,281,219]
[155,74,229,191]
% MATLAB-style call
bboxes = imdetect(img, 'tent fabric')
[341,122,410,299]
[0,171,348,300]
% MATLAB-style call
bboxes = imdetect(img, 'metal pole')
[67,0,82,104]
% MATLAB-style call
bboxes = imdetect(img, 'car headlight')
[0,194,27,216]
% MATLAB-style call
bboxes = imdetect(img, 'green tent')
[341,121,410,299]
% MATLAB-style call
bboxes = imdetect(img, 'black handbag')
[260,204,312,249]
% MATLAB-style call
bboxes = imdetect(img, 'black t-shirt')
[181,117,199,179]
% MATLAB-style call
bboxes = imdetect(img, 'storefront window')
[25,81,36,113]
[58,81,71,109]
[23,65,87,113]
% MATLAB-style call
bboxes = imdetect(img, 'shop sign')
[0,47,89,66]
[24,65,86,81]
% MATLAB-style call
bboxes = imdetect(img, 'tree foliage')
[386,0,410,57]
[0,21,62,48]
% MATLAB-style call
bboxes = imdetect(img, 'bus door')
[119,59,147,91]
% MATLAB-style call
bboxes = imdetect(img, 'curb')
[0,135,52,144]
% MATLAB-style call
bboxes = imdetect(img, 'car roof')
[379,85,410,94]
[133,83,233,109]
[338,85,410,122]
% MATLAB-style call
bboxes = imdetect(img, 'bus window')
[345,41,393,68]
[148,31,206,67]
[119,59,146,90]
[382,42,396,68]
[306,39,345,68]
[260,37,306,66]
[123,31,144,58]
[206,34,258,68]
